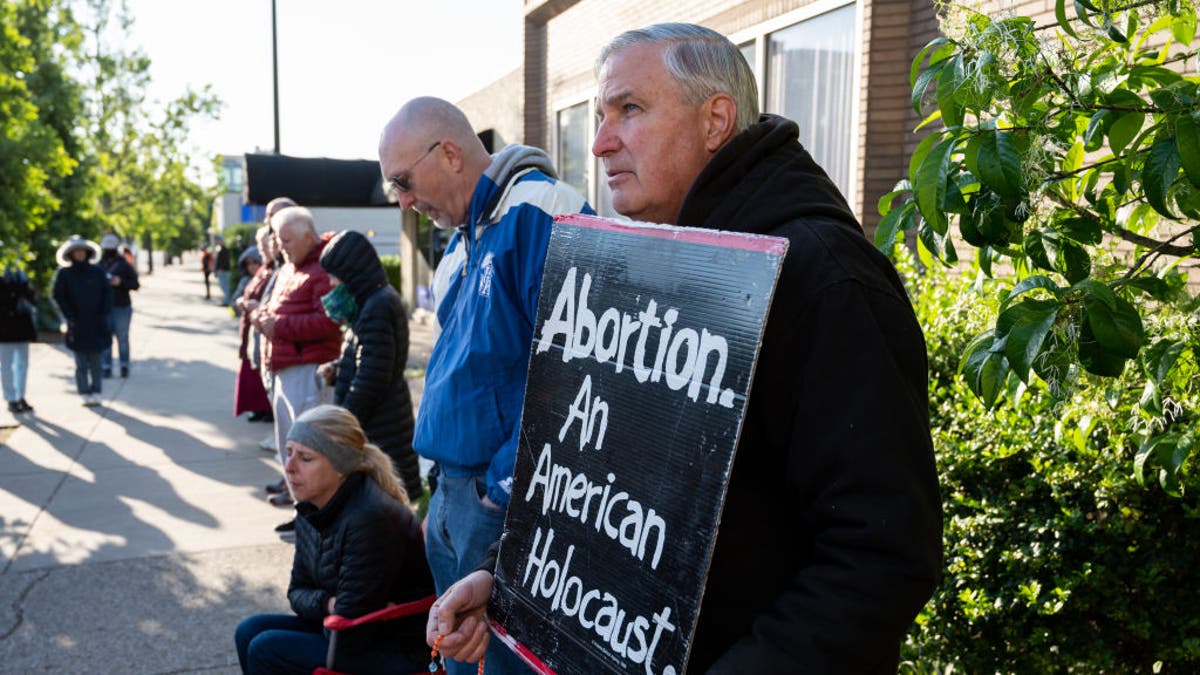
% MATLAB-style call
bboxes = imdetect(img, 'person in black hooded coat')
[429,24,941,675]
[318,230,422,501]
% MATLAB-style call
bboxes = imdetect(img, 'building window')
[222,164,244,194]
[556,101,590,197]
[765,4,856,200]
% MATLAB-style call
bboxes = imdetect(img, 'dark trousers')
[234,613,423,674]
[72,350,102,395]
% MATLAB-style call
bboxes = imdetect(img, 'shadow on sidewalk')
[0,545,289,672]
[5,416,221,572]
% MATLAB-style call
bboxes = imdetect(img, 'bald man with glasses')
[379,97,592,675]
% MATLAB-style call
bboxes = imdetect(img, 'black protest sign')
[488,214,787,674]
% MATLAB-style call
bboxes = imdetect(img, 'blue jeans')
[102,304,132,370]
[235,613,422,674]
[73,350,102,395]
[426,474,528,675]
[0,342,29,401]
[217,270,231,306]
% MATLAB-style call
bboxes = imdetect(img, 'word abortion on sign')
[489,214,787,674]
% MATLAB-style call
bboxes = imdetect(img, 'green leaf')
[1003,275,1063,308]
[915,137,957,235]
[1134,433,1194,496]
[876,181,912,216]
[910,36,952,87]
[918,219,945,265]
[1078,321,1129,377]
[936,55,965,127]
[1063,141,1085,175]
[1141,338,1184,386]
[1134,434,1176,488]
[1055,0,1079,38]
[1061,241,1091,283]
[995,298,1059,382]
[1173,10,1198,43]
[978,245,995,277]
[1117,275,1170,300]
[1032,330,1073,387]
[912,63,944,114]
[1084,110,1108,151]
[976,130,1023,198]
[960,330,1008,407]
[1108,113,1144,156]
[1074,0,1097,28]
[1024,229,1057,273]
[1175,115,1200,188]
[1079,282,1146,358]
[1143,137,1181,219]
[909,133,940,188]
[1058,216,1103,244]
[875,202,914,253]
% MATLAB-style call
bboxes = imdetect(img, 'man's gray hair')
[271,205,316,235]
[597,23,760,132]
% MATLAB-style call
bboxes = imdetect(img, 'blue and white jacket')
[415,144,593,508]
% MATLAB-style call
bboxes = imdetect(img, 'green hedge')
[379,254,402,294]
[899,252,1200,673]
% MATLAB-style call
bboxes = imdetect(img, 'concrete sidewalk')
[0,256,432,673]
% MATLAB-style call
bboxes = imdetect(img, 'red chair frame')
[313,594,440,675]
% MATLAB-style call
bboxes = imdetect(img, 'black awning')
[243,154,396,207]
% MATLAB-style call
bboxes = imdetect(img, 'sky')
[123,0,523,175]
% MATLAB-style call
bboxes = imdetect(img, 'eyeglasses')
[388,141,441,194]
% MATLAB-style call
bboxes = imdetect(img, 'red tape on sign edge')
[488,617,557,675]
[555,213,788,255]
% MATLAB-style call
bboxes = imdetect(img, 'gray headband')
[287,420,360,474]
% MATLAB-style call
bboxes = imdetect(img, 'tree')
[879,0,1199,493]
[75,0,221,273]
[0,0,81,288]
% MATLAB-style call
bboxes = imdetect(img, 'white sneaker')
[259,434,277,451]
[82,394,99,406]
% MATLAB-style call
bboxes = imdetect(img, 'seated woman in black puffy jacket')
[235,404,434,674]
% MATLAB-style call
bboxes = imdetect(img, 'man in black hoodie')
[429,23,942,674]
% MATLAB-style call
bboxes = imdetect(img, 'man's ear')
[703,93,738,153]
[441,140,463,173]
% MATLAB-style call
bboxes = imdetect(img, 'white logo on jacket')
[478,252,495,298]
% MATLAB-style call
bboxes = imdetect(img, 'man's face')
[593,42,714,225]
[70,248,88,263]
[277,220,316,265]
[380,136,461,229]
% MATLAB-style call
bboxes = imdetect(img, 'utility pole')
[272,0,281,154]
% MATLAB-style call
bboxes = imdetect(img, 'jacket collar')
[676,113,859,235]
[297,472,366,529]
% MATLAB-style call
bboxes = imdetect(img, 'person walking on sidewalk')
[254,206,342,535]
[378,96,592,675]
[201,247,213,300]
[99,233,139,379]
[318,229,423,502]
[213,235,232,306]
[52,235,112,407]
[0,264,37,414]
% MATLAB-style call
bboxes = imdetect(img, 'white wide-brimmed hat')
[100,233,121,250]
[57,235,101,267]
